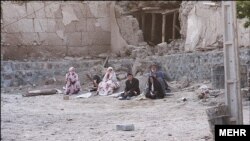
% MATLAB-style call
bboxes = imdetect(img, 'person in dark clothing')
[149,64,171,93]
[145,76,165,99]
[89,75,101,92]
[119,73,140,100]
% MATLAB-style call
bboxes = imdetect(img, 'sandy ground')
[1,85,250,141]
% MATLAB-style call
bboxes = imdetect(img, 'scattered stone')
[116,124,135,131]
[178,76,190,89]
[63,95,69,100]
[168,133,172,136]
[182,97,187,102]
[209,90,223,97]
[196,85,210,99]
[66,118,73,121]
[117,73,127,80]
[19,86,23,90]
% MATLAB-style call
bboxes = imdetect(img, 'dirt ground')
[1,85,250,141]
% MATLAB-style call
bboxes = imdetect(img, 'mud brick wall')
[1,1,111,60]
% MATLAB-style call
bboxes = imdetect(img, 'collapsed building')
[1,1,250,89]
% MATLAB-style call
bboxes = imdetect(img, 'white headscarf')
[107,67,113,71]
[69,67,75,72]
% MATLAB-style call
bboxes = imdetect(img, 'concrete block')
[46,33,66,46]
[116,124,135,131]
[2,33,23,46]
[97,31,111,45]
[26,3,36,18]
[2,3,26,19]
[86,2,98,18]
[79,3,88,17]
[61,4,79,26]
[45,3,61,18]
[26,2,46,18]
[34,19,48,32]
[65,22,77,33]
[86,18,97,32]
[37,33,49,45]
[81,32,92,45]
[67,46,89,56]
[91,31,111,45]
[66,32,82,46]
[46,19,57,32]
[88,45,110,55]
[2,20,20,32]
[21,33,39,45]
[97,2,110,18]
[17,19,34,32]
[39,45,67,58]
[75,18,87,32]
[55,19,66,31]
[71,4,85,19]
[96,18,110,32]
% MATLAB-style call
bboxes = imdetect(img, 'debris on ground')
[22,89,58,97]
[196,85,210,100]
[75,92,92,99]
[116,124,135,131]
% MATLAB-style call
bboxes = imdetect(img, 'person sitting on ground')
[119,73,140,100]
[89,75,102,92]
[97,67,120,96]
[145,76,165,99]
[149,64,171,94]
[65,67,81,95]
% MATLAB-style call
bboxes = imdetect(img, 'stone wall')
[1,49,249,88]
[1,59,103,87]
[1,1,111,60]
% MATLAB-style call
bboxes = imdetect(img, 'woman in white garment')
[97,67,120,96]
[65,67,81,95]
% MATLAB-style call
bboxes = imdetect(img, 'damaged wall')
[1,1,112,60]
[180,1,250,51]
[110,2,128,55]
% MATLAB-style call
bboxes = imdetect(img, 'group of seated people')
[64,64,171,100]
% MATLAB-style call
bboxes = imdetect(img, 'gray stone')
[116,124,135,131]
[117,73,127,80]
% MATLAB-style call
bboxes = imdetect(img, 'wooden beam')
[162,8,179,15]
[172,12,177,40]
[174,25,180,32]
[23,89,58,97]
[143,8,179,14]
[142,13,145,33]
[162,14,166,42]
[151,13,156,42]
[122,9,140,15]
[142,7,160,11]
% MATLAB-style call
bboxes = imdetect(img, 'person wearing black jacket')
[145,76,165,99]
[119,73,140,100]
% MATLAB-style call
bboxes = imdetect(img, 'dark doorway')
[134,10,181,45]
